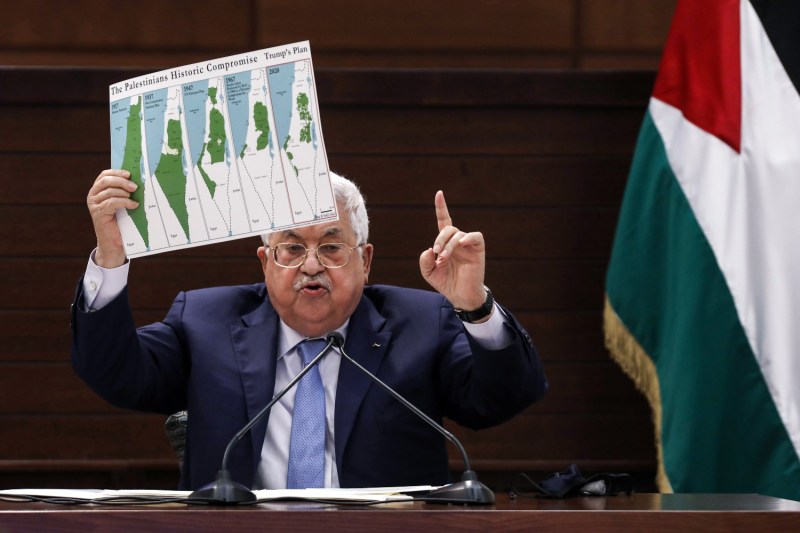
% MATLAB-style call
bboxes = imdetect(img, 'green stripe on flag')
[605,110,800,500]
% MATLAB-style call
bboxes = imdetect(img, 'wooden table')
[1,493,799,532]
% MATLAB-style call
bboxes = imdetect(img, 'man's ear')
[257,246,269,272]
[360,243,374,282]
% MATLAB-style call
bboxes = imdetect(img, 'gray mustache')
[293,275,332,292]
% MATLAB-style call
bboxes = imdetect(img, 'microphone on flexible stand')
[188,335,335,505]
[325,332,495,505]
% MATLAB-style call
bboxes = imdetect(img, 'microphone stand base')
[187,470,257,505]
[420,470,495,505]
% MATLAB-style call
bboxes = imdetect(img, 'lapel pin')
[372,343,381,349]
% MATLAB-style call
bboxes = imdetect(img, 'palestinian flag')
[604,0,800,499]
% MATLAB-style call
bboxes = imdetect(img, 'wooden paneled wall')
[0,67,657,490]
[2,0,676,69]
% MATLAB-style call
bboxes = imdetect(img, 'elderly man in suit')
[72,169,547,490]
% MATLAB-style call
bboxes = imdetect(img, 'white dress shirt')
[254,321,345,489]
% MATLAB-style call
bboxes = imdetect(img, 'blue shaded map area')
[143,88,168,175]
[182,80,210,162]
[306,71,318,151]
[225,72,251,158]
[268,66,296,148]
[260,78,275,158]
[109,98,131,169]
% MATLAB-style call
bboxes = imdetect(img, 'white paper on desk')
[253,485,438,502]
[0,488,188,500]
[0,486,437,502]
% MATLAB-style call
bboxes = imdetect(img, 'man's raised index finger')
[435,190,453,231]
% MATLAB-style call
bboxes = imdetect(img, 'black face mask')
[510,464,635,499]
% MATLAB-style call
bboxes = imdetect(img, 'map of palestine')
[108,41,336,258]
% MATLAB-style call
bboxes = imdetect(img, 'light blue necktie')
[287,338,327,488]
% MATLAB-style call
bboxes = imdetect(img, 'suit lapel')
[334,297,392,470]
[229,296,280,476]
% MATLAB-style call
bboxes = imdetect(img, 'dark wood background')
[0,0,676,491]
[1,0,675,70]
[0,67,657,490]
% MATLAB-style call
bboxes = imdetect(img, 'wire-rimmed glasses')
[269,242,361,269]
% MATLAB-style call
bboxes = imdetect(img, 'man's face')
[257,206,373,338]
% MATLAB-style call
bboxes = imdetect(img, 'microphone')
[326,331,495,505]
[188,335,335,505]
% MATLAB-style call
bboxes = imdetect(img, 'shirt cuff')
[82,249,130,311]
[461,302,514,350]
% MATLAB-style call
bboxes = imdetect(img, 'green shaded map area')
[154,118,190,240]
[196,146,217,198]
[297,93,312,142]
[121,96,149,248]
[207,107,226,163]
[283,134,298,176]
[254,101,270,150]
[208,87,218,104]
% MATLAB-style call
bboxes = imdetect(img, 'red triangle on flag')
[653,0,741,152]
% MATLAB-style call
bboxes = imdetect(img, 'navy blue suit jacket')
[71,282,547,490]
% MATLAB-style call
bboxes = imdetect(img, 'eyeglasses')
[270,242,362,269]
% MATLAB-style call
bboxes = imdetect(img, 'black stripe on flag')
[749,0,800,96]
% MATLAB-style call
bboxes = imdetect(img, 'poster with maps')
[109,41,336,258]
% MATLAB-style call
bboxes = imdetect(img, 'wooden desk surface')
[1,493,799,532]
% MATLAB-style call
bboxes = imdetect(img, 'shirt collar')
[277,318,350,360]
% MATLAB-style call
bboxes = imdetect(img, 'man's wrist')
[454,286,494,323]
[95,243,128,269]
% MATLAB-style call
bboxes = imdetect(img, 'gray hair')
[261,171,369,246]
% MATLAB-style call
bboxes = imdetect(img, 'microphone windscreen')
[326,331,345,347]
